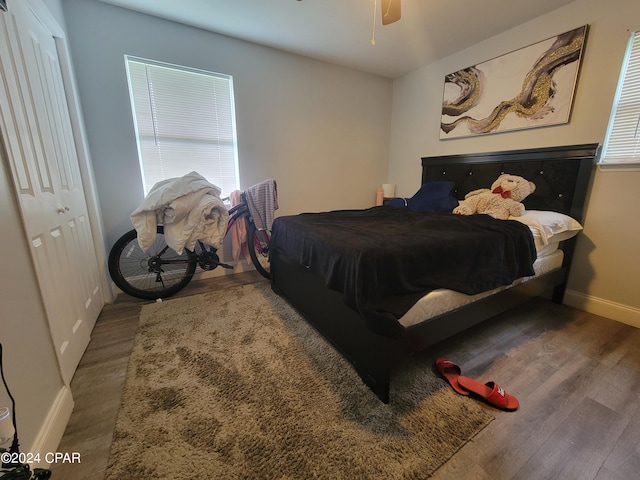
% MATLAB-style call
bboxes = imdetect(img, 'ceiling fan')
[369,0,401,45]
[296,0,401,26]
[381,0,401,25]
[297,0,400,45]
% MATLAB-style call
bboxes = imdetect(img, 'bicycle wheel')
[246,219,271,279]
[108,226,197,299]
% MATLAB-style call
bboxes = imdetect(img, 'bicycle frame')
[225,198,250,235]
[108,188,272,300]
[192,192,269,270]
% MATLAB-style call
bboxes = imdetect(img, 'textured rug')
[106,282,493,479]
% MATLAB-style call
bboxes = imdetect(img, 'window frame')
[600,30,640,167]
[124,55,241,195]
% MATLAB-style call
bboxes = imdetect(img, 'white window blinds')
[125,56,240,194]
[601,31,640,164]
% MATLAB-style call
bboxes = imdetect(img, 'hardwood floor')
[52,271,265,480]
[52,273,640,479]
[428,300,640,480]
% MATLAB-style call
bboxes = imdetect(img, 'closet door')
[0,1,102,383]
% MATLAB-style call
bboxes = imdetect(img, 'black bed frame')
[271,144,599,403]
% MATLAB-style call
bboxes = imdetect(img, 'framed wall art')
[440,25,588,139]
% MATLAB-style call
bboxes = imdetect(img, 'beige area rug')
[106,282,493,479]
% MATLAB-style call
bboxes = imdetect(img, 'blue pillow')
[386,197,408,208]
[388,181,459,212]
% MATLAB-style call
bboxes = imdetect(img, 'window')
[601,31,640,164]
[125,56,240,195]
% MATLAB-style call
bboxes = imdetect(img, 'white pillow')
[510,210,583,245]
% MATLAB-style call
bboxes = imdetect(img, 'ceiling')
[97,0,576,78]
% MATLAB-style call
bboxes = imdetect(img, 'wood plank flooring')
[52,273,640,479]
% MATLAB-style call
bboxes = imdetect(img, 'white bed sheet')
[398,248,564,328]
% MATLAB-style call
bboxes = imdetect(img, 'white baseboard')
[29,385,74,468]
[564,289,640,328]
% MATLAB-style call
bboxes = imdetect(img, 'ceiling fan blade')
[381,0,401,25]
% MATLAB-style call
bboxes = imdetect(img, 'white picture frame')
[440,25,588,139]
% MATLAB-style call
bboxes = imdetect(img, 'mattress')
[271,207,537,336]
[398,247,563,328]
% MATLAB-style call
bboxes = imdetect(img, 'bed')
[270,144,599,403]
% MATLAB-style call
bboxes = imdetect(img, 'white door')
[0,1,102,383]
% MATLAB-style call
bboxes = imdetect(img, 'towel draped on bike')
[244,179,278,231]
[130,172,229,255]
[228,179,278,263]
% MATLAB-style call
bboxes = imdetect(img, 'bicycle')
[108,190,272,300]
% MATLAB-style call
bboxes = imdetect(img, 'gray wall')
[388,0,640,324]
[61,0,393,250]
[3,0,637,459]
[63,0,640,323]
[0,0,68,455]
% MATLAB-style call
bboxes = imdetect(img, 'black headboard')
[421,144,599,222]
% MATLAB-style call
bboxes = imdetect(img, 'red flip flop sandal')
[435,358,469,396]
[457,376,519,411]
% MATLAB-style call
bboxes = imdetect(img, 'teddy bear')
[452,174,536,220]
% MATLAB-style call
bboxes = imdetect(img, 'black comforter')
[270,206,536,336]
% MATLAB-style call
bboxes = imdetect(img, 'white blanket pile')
[130,172,229,254]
